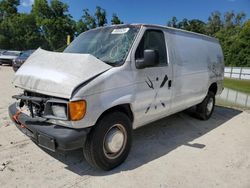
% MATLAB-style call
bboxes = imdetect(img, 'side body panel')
[166,29,224,113]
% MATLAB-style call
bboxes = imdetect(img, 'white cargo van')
[9,24,224,170]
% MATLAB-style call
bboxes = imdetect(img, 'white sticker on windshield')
[111,28,130,34]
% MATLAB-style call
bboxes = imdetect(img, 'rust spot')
[12,110,21,124]
[20,124,26,128]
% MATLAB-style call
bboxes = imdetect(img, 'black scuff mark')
[160,100,165,107]
[160,75,168,88]
[145,77,154,89]
[145,106,151,114]
[145,75,168,114]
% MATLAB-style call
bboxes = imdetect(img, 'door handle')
[168,80,172,89]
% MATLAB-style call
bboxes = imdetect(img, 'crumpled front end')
[13,48,111,99]
[8,102,90,152]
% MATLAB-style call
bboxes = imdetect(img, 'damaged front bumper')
[8,103,89,152]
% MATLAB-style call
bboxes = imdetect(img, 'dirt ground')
[0,66,250,188]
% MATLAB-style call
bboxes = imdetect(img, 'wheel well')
[97,104,134,123]
[209,83,217,95]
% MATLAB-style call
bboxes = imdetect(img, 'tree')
[207,11,222,36]
[216,18,249,67]
[0,13,43,50]
[76,19,88,35]
[189,19,206,34]
[0,0,19,20]
[80,6,108,30]
[181,19,206,34]
[216,27,239,66]
[81,8,96,30]
[167,16,178,28]
[177,18,189,29]
[95,6,107,27]
[111,13,123,25]
[228,20,250,67]
[235,12,246,26]
[224,11,235,29]
[32,0,75,50]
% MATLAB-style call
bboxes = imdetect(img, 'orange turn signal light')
[69,100,86,121]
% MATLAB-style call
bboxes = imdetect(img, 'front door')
[132,29,173,128]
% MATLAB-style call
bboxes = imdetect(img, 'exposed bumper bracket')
[9,103,90,151]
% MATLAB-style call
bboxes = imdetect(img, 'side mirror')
[136,49,159,69]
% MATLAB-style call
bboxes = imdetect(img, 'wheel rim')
[103,124,127,159]
[206,97,214,116]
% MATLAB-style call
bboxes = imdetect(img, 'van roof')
[109,23,218,43]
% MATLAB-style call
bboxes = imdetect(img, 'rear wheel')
[83,111,132,170]
[196,91,215,120]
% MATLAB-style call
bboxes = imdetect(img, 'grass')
[223,78,250,95]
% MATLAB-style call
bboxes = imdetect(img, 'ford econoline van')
[9,24,224,170]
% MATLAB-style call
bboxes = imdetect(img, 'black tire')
[196,91,215,120]
[83,111,132,171]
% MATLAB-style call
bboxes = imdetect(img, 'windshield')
[64,25,140,65]
[20,50,35,58]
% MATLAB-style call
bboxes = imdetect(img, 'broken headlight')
[51,104,67,119]
[44,100,69,120]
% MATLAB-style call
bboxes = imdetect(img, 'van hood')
[13,48,112,99]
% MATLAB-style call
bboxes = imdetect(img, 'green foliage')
[167,16,178,28]
[80,9,96,30]
[224,78,250,94]
[31,0,75,50]
[177,18,206,34]
[0,13,42,50]
[0,0,19,20]
[111,13,123,25]
[75,19,88,35]
[95,6,107,27]
[75,6,110,35]
[207,11,222,36]
[215,19,250,67]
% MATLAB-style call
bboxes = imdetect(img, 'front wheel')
[83,111,132,170]
[196,91,215,120]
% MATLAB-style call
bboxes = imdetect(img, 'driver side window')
[135,30,168,66]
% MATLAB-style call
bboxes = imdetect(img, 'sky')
[18,0,250,25]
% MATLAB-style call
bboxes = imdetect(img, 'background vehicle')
[9,24,224,170]
[0,50,5,55]
[0,50,21,65]
[12,50,35,72]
